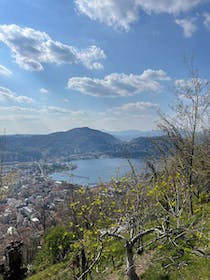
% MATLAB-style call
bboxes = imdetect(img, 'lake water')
[50,158,145,186]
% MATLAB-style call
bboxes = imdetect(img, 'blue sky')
[0,0,210,134]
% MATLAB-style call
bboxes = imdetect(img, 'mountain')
[107,135,170,159]
[105,130,163,141]
[0,127,168,162]
[1,127,122,162]
[47,127,121,155]
[124,135,170,158]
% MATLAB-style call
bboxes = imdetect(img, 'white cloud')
[136,0,203,14]
[0,64,12,76]
[75,0,206,31]
[100,102,159,130]
[106,102,159,119]
[0,105,81,116]
[0,24,106,71]
[75,0,139,31]
[203,12,210,29]
[0,106,37,113]
[40,88,48,94]
[140,69,170,81]
[0,86,34,104]
[43,106,72,114]
[67,69,170,97]
[117,101,158,111]
[0,102,159,133]
[175,18,197,37]
[77,46,106,70]
[0,104,89,134]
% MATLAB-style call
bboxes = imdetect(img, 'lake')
[50,158,145,186]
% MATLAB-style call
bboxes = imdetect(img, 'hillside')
[0,127,166,162]
[0,127,121,162]
[109,135,170,158]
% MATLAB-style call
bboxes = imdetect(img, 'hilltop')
[0,127,166,162]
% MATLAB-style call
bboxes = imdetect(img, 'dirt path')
[135,250,154,276]
[104,250,154,280]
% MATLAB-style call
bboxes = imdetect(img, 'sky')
[0,0,210,134]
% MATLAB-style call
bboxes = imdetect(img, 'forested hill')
[0,127,167,162]
[111,135,170,158]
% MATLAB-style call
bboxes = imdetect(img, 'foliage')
[28,67,210,279]
[31,161,209,279]
[33,225,76,271]
[141,249,210,280]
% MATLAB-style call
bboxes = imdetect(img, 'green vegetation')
[17,70,210,279]
[27,171,210,279]
[33,226,76,269]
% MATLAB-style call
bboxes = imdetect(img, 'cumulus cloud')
[0,24,106,71]
[203,12,210,29]
[75,0,139,31]
[175,18,197,37]
[0,64,12,76]
[75,0,205,31]
[99,101,159,130]
[67,69,170,97]
[40,88,48,94]
[0,86,34,104]
[106,102,159,118]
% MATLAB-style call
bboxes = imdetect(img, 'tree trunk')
[81,247,87,280]
[125,241,139,280]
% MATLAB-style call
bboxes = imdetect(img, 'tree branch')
[77,237,104,280]
[131,228,162,246]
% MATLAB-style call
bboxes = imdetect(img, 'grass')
[26,250,210,280]
[26,262,71,280]
[141,249,210,280]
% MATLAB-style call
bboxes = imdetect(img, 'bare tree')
[158,65,210,214]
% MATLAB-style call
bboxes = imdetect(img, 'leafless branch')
[77,237,104,280]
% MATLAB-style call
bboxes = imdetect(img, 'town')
[0,161,78,265]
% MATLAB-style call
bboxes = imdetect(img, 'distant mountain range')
[0,127,168,162]
[105,129,163,141]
